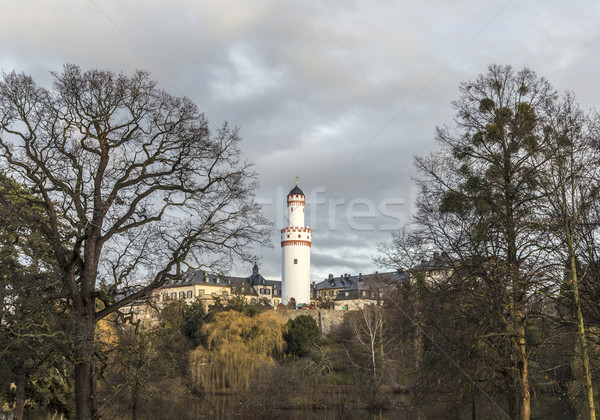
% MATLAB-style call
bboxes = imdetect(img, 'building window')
[298,234,301,238]
[187,290,193,299]
[287,234,290,238]
[260,288,271,295]
[294,259,298,264]
[199,289,205,298]
[171,292,177,299]
[179,292,185,299]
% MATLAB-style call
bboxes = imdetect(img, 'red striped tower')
[281,179,311,305]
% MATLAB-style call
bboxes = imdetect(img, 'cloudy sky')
[1,0,598,281]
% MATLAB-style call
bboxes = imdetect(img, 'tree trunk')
[514,309,530,420]
[570,258,596,420]
[131,381,139,420]
[74,306,97,420]
[562,182,597,420]
[471,384,476,420]
[13,366,26,420]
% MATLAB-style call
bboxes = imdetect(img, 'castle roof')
[313,271,407,300]
[160,267,282,298]
[288,185,304,196]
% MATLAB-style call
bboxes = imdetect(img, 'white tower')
[281,180,311,306]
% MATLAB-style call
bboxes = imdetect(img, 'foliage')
[208,294,257,318]
[190,311,285,393]
[283,314,320,358]
[0,172,73,419]
[158,298,207,346]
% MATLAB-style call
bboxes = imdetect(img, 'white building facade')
[281,183,311,305]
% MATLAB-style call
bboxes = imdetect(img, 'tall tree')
[407,65,556,419]
[0,65,270,419]
[535,93,600,419]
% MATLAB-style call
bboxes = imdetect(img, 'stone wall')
[273,309,350,335]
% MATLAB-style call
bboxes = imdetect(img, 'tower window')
[298,234,301,238]
[294,259,298,264]
[287,234,290,238]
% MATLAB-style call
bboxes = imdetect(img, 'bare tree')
[345,299,394,410]
[535,93,600,420]
[0,64,270,419]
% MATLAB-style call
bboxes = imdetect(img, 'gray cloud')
[1,0,598,281]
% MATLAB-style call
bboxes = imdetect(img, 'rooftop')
[288,185,304,196]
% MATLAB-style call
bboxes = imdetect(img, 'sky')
[1,0,599,282]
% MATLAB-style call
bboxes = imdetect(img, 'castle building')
[157,263,282,310]
[313,271,406,310]
[281,182,311,305]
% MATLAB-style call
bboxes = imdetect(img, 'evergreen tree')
[283,314,319,358]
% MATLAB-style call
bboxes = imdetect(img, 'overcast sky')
[1,0,598,281]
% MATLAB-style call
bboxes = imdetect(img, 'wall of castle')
[274,309,349,335]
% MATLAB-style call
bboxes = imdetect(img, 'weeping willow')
[190,311,286,393]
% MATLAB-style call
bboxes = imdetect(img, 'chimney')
[328,274,333,280]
